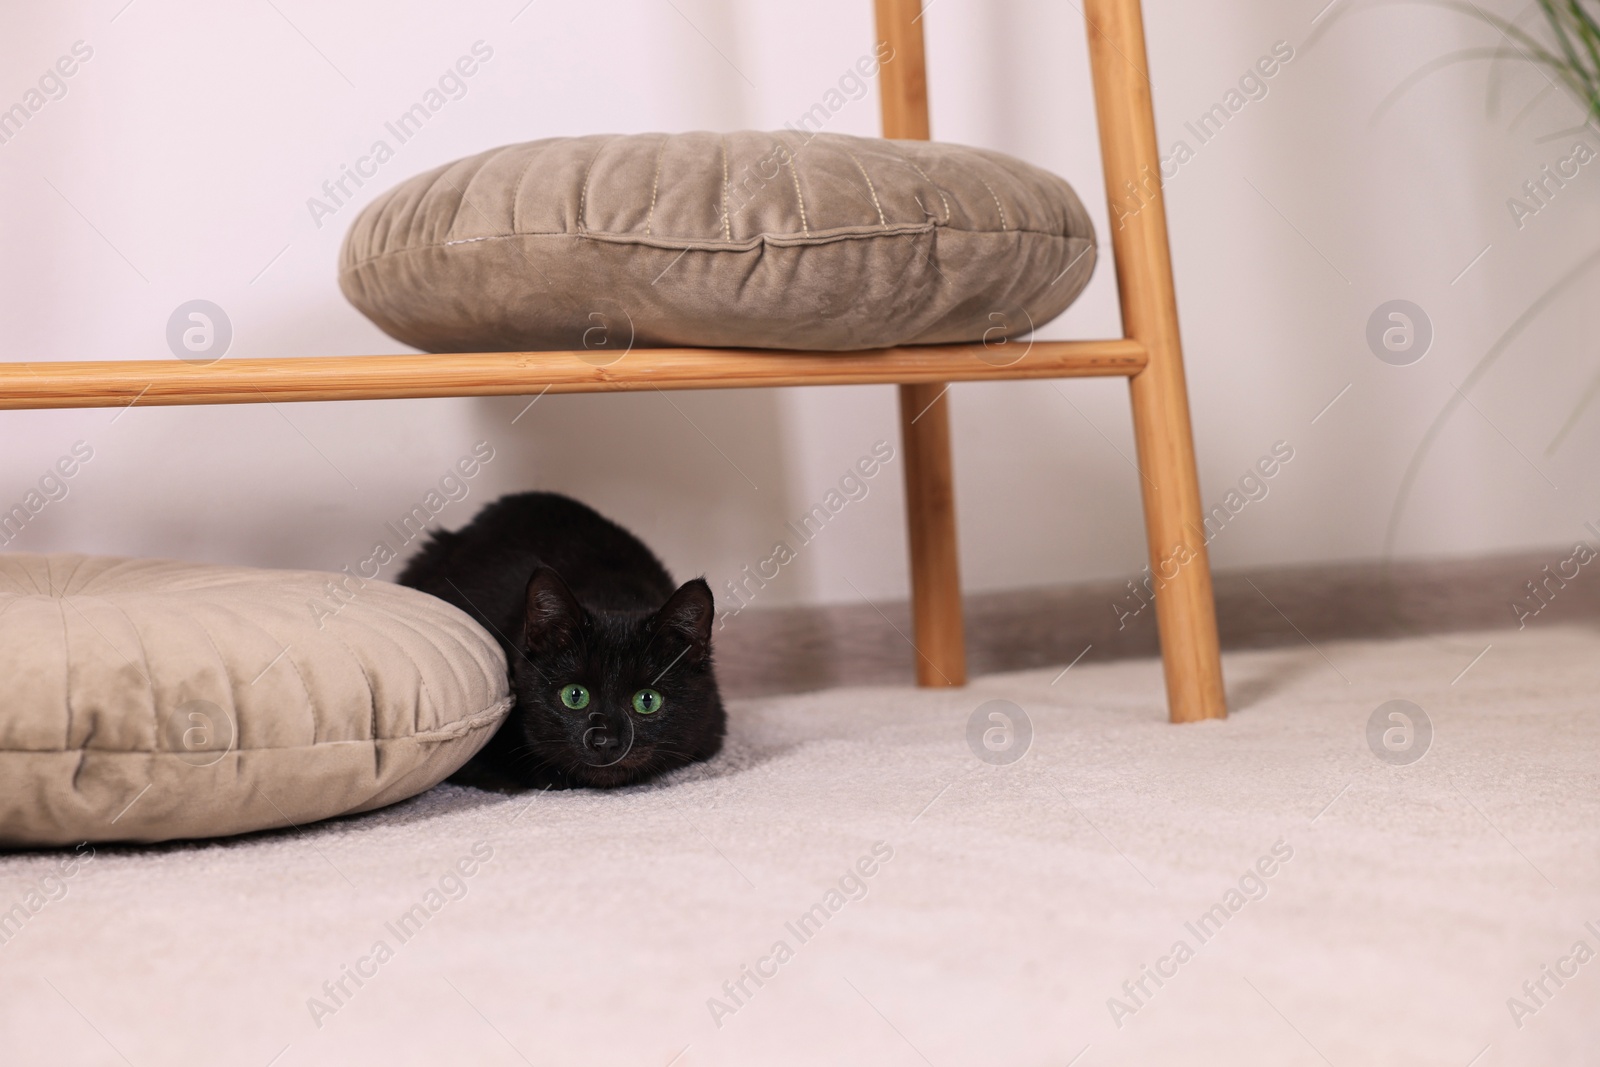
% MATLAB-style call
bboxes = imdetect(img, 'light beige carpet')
[0,624,1595,1066]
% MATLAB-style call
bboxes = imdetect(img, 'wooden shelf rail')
[0,339,1146,410]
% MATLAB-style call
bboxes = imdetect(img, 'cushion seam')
[324,627,385,746]
[58,599,72,752]
[96,596,160,746]
[339,226,1086,274]
[977,175,1009,231]
[844,147,886,227]
[576,135,613,232]
[887,143,951,222]
[644,134,668,237]
[214,599,318,738]
[194,618,242,743]
[718,135,730,241]
[362,607,474,735]
[511,143,543,234]
[780,131,809,234]
[438,155,501,249]
[2,696,513,755]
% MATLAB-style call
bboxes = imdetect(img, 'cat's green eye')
[559,684,590,710]
[631,688,664,715]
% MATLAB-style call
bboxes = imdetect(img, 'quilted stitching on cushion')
[339,131,1096,353]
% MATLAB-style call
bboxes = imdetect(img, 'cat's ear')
[523,566,584,651]
[653,578,715,657]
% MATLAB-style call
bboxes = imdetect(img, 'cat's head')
[508,566,725,788]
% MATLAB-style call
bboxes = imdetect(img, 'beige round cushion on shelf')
[339,131,1097,354]
[0,555,511,847]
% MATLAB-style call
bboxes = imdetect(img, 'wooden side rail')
[0,339,1145,410]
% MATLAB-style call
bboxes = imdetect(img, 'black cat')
[398,491,725,790]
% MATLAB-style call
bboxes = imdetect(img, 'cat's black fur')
[398,492,725,790]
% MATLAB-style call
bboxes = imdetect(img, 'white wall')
[2,0,1596,611]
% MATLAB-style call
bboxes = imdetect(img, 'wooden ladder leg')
[872,0,964,686]
[898,382,967,687]
[1085,0,1225,721]
[1128,359,1225,722]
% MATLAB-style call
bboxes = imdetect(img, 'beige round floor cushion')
[340,131,1097,353]
[0,555,511,847]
